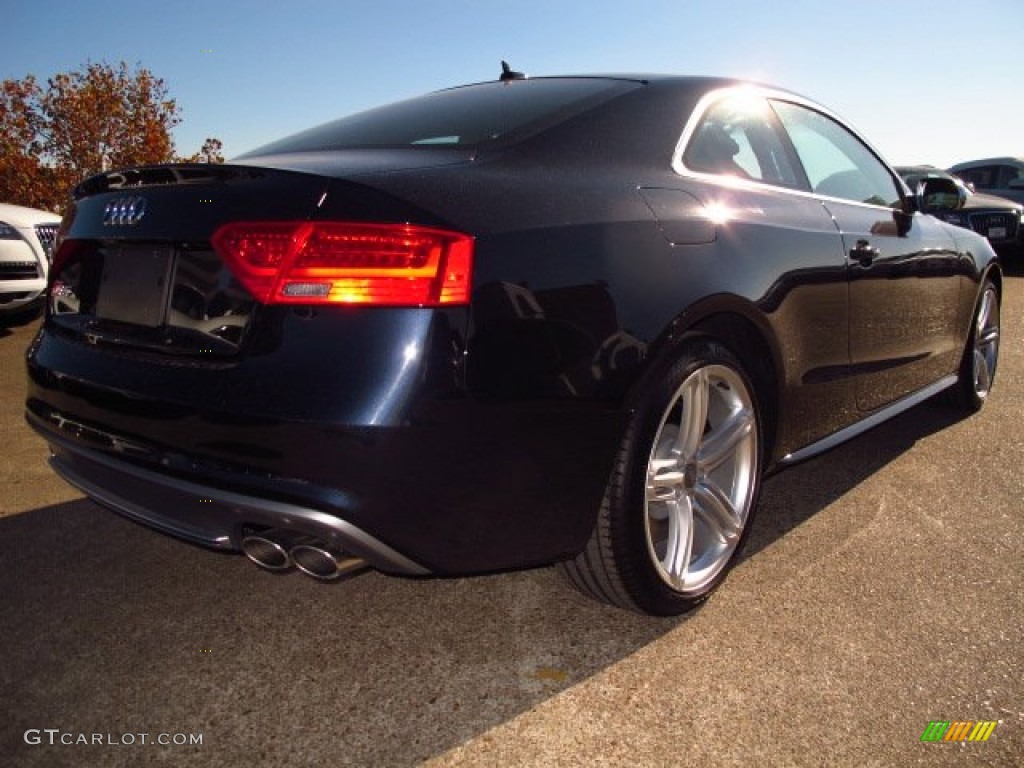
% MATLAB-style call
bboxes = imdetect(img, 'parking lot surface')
[1,272,1021,767]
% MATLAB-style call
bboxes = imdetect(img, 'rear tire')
[560,338,762,615]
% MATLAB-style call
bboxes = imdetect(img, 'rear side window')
[771,100,901,208]
[956,166,998,188]
[997,164,1024,186]
[682,95,801,187]
[242,78,640,155]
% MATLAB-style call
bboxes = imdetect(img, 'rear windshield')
[241,78,640,155]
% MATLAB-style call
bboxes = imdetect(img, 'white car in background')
[0,203,61,319]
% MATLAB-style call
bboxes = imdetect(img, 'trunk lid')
[48,161,454,358]
[52,164,329,357]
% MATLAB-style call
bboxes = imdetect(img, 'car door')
[771,100,962,412]
[666,92,857,452]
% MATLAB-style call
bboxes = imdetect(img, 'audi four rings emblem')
[102,196,148,226]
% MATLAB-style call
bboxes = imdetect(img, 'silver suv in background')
[0,203,61,319]
[949,157,1024,205]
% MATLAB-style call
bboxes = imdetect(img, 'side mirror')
[1008,178,1024,191]
[917,177,966,213]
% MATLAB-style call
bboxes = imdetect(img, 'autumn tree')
[41,61,180,190]
[178,137,225,164]
[0,76,51,210]
[0,61,186,211]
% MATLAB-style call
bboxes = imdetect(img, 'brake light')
[211,222,474,306]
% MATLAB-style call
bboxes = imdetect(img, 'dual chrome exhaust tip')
[241,528,368,580]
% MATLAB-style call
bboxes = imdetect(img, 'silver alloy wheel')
[644,364,758,593]
[972,285,1000,399]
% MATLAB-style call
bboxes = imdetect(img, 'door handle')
[850,239,879,266]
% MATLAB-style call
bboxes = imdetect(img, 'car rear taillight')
[211,222,474,306]
[49,238,87,277]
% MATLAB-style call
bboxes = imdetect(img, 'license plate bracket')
[96,245,173,327]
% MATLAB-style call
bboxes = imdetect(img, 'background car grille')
[34,223,59,261]
[0,261,41,280]
[967,211,1019,242]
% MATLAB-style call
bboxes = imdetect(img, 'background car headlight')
[0,221,24,239]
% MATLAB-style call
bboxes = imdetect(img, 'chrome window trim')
[671,85,908,215]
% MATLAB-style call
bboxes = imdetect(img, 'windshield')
[240,78,640,156]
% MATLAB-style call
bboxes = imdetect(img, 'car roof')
[949,157,1024,170]
[437,73,744,89]
[240,75,818,163]
[239,75,778,169]
[895,165,949,176]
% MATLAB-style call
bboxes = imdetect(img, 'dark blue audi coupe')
[26,73,1001,615]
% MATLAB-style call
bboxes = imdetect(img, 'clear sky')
[4,0,1021,167]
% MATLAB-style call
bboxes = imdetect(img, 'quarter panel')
[427,164,859,462]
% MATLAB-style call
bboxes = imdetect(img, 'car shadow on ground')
[0,394,972,767]
[0,311,41,340]
[0,495,671,767]
[744,398,966,563]
[1001,255,1023,278]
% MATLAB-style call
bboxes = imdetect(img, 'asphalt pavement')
[1,271,1021,767]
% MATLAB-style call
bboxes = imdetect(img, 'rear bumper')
[36,421,428,574]
[26,313,623,575]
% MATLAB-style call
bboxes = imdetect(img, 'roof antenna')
[500,60,526,81]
